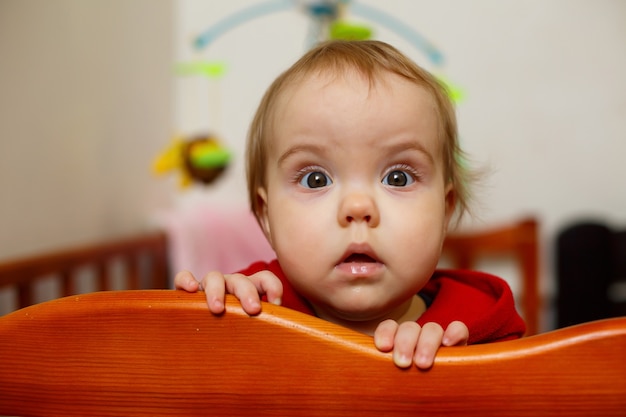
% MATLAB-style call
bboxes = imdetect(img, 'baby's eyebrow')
[277,143,327,166]
[276,139,437,167]
[382,141,436,166]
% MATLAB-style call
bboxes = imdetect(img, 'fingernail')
[270,297,282,306]
[416,355,432,369]
[393,352,411,368]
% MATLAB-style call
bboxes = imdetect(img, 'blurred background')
[1,0,625,329]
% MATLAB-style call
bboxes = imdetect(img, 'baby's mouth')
[343,253,378,264]
[336,243,383,277]
[337,250,383,276]
[338,243,381,266]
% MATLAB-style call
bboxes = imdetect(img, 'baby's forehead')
[264,63,446,145]
[267,69,444,150]
[274,67,436,114]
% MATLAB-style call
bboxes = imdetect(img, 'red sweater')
[240,260,526,343]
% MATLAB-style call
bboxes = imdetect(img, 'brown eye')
[383,170,413,187]
[300,171,331,188]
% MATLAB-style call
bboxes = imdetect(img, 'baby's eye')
[300,171,332,188]
[382,170,414,187]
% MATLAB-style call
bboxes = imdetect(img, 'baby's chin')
[314,295,401,323]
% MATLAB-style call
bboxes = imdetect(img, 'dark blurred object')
[556,221,626,328]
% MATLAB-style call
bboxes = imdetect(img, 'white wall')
[0,0,175,260]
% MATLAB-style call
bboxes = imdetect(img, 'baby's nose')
[338,192,380,227]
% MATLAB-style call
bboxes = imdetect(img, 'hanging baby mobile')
[153,0,464,188]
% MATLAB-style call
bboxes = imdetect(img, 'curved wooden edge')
[439,315,626,362]
[3,289,624,364]
[2,290,625,416]
[1,290,382,357]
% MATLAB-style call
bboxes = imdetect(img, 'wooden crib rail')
[1,291,625,416]
[0,232,168,310]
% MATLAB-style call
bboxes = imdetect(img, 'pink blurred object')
[158,202,275,284]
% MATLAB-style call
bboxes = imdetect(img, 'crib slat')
[128,255,140,290]
[96,261,108,292]
[152,248,168,289]
[61,270,74,298]
[17,282,32,310]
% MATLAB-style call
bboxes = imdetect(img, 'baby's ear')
[255,187,273,247]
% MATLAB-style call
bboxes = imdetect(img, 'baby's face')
[257,70,454,325]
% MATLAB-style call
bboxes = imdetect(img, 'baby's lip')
[337,243,381,265]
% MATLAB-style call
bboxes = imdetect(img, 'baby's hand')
[174,270,283,316]
[373,320,469,370]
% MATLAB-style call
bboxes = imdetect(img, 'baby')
[176,40,525,369]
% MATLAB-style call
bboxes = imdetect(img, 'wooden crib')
[0,231,169,312]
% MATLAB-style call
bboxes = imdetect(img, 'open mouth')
[336,247,383,276]
[336,243,382,274]
[343,253,378,263]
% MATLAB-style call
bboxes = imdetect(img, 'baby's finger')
[174,270,200,292]
[200,271,228,314]
[414,322,444,370]
[374,319,399,352]
[442,321,469,346]
[248,270,284,306]
[224,273,263,316]
[392,321,422,369]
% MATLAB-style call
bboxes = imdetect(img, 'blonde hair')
[247,40,473,223]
